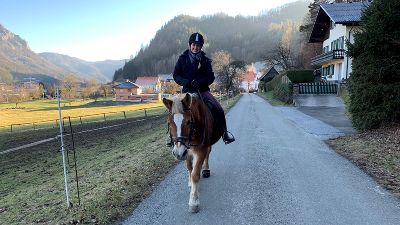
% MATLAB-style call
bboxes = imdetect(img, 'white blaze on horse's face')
[174,113,183,138]
[172,113,188,160]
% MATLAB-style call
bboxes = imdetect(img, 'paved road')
[121,93,400,225]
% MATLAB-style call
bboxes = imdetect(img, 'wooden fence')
[297,82,338,95]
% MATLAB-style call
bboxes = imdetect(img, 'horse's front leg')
[201,147,212,178]
[188,149,206,213]
[185,154,193,188]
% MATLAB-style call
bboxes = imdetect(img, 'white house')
[240,64,258,92]
[309,2,370,82]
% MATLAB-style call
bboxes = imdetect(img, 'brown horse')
[162,93,223,213]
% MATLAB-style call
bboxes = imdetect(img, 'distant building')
[259,66,280,83]
[113,80,141,101]
[135,76,160,93]
[158,74,174,83]
[240,64,258,92]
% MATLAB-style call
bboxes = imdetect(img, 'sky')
[1,0,303,62]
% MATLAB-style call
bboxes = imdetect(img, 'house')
[240,64,258,92]
[113,80,141,101]
[309,1,370,81]
[158,74,174,83]
[259,66,280,83]
[134,76,160,94]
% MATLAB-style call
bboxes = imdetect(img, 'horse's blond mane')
[171,93,198,114]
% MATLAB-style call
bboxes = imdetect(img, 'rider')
[167,32,235,146]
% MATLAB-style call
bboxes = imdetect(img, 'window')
[339,36,344,49]
[323,46,329,53]
[322,64,335,77]
[331,36,345,51]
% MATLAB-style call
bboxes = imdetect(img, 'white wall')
[320,24,362,81]
[323,24,347,50]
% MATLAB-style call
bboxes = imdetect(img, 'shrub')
[273,82,293,104]
[265,73,293,104]
[286,70,314,83]
[347,0,400,130]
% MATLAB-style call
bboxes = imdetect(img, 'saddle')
[199,94,224,143]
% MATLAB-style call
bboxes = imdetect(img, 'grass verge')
[255,91,288,106]
[327,123,400,198]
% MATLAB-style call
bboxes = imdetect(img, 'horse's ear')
[162,97,173,111]
[182,93,192,109]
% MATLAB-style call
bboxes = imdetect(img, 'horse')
[162,92,224,213]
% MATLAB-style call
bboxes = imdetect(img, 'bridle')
[167,108,205,148]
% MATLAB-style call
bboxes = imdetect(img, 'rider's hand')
[191,80,199,89]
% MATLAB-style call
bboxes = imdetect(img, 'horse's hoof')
[189,204,200,213]
[202,170,210,178]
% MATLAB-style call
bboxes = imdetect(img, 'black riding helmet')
[189,32,204,46]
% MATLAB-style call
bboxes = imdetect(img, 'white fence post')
[57,88,71,208]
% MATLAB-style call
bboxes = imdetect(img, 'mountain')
[0,24,124,84]
[0,24,65,79]
[114,0,309,81]
[39,52,124,82]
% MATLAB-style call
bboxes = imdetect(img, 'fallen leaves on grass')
[328,123,400,198]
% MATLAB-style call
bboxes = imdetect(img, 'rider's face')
[190,43,202,53]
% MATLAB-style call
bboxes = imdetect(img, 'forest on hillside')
[113,1,309,81]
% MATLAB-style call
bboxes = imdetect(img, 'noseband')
[168,109,202,148]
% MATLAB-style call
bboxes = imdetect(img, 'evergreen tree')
[347,0,400,130]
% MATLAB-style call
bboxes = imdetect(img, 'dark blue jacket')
[173,50,215,93]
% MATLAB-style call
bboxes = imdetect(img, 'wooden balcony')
[311,49,345,66]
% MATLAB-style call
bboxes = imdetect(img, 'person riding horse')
[167,32,235,146]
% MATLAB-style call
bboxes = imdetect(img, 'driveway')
[121,93,400,225]
[293,94,357,135]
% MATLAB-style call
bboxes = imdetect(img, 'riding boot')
[222,130,235,144]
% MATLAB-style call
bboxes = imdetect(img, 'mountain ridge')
[114,0,309,81]
[0,24,124,83]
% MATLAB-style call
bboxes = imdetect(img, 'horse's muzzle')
[172,143,188,160]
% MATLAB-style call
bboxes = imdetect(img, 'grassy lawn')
[0,94,241,225]
[256,91,288,106]
[0,98,163,132]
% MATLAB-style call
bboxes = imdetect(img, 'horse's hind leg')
[201,147,211,178]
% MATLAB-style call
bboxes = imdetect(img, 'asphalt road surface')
[121,93,400,225]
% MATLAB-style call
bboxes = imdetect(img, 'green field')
[0,99,163,133]
[0,95,241,225]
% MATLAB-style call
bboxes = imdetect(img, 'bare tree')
[162,81,181,94]
[60,74,80,99]
[82,79,100,100]
[217,60,246,95]
[212,50,233,74]
[99,84,113,98]
[266,20,302,70]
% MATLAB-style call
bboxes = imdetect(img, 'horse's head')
[163,93,195,160]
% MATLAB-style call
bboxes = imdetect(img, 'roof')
[309,2,370,43]
[113,81,139,89]
[242,70,256,82]
[259,67,279,82]
[135,76,159,85]
[321,2,370,24]
[158,74,174,82]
